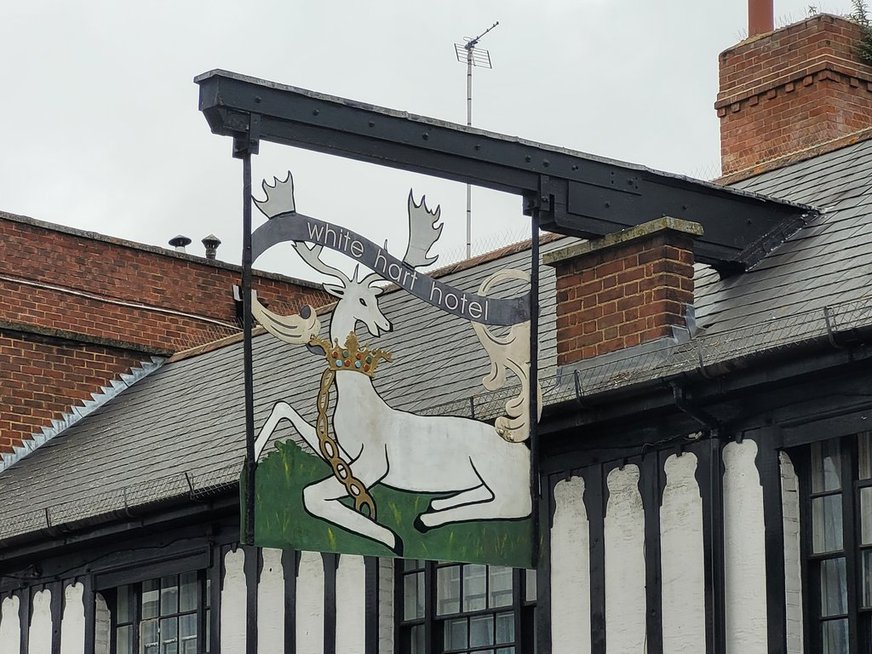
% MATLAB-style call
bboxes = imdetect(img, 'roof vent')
[168,235,192,253]
[202,234,222,260]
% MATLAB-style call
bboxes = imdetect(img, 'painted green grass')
[243,439,533,568]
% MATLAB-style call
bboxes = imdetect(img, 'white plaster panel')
[723,440,768,654]
[296,551,325,654]
[258,548,285,654]
[94,593,110,654]
[336,555,366,654]
[221,548,247,654]
[59,583,84,654]
[551,475,591,654]
[0,595,21,653]
[28,589,52,654]
[378,558,394,654]
[604,465,646,654]
[661,453,705,654]
[780,451,803,654]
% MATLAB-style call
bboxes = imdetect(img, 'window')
[800,433,872,653]
[398,560,536,654]
[111,571,210,654]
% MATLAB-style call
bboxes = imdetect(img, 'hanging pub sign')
[242,172,539,568]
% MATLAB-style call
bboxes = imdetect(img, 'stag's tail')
[252,292,321,345]
[472,270,543,443]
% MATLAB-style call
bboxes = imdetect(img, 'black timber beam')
[195,69,815,270]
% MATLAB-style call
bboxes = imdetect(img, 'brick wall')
[0,330,143,455]
[0,212,331,457]
[0,213,331,353]
[717,14,872,178]
[544,218,701,366]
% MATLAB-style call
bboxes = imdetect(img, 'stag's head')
[293,242,392,338]
[255,173,444,341]
[325,260,392,338]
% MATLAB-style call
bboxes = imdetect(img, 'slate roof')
[2,138,872,542]
[0,237,565,542]
[550,138,872,398]
[696,138,872,333]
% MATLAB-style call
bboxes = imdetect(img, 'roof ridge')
[0,211,323,289]
[428,232,565,278]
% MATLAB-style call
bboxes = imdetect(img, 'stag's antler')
[255,171,374,289]
[352,264,383,290]
[402,192,443,268]
[254,172,296,219]
[293,242,352,286]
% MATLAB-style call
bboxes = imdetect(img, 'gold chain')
[311,334,391,520]
[315,366,377,519]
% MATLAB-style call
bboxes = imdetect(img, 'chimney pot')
[168,235,192,253]
[202,234,222,261]
[748,0,774,37]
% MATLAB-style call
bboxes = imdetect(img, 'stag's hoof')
[390,536,404,557]
[413,515,432,534]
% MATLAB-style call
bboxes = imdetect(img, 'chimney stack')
[748,0,773,37]
[544,217,702,366]
[717,14,872,180]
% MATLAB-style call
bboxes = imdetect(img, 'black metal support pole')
[759,433,787,654]
[241,148,256,546]
[530,210,550,653]
[707,433,726,654]
[529,210,540,566]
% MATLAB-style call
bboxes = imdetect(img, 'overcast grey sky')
[0,0,852,278]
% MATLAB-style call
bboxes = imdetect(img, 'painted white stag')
[251,178,534,555]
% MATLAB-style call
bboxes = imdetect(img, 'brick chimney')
[544,217,702,366]
[717,13,872,179]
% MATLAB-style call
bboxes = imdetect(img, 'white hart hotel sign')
[243,172,538,567]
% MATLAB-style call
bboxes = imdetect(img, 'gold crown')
[310,332,391,377]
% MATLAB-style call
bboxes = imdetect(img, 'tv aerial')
[454,20,499,259]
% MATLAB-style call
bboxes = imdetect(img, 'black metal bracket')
[195,69,816,271]
[824,305,844,349]
[572,368,588,409]
[232,113,261,159]
[671,382,721,435]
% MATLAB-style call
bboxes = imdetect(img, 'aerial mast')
[455,20,499,259]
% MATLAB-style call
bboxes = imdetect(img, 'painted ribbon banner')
[252,212,530,326]
[243,174,535,569]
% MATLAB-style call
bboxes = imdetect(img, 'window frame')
[106,569,211,654]
[795,433,872,653]
[395,560,536,654]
